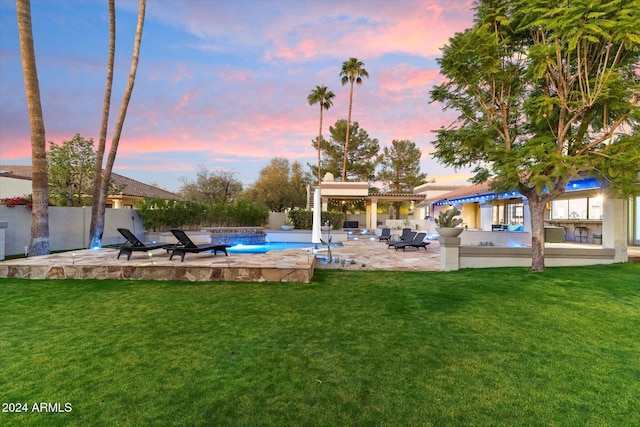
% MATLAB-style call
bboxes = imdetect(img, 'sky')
[0,0,477,193]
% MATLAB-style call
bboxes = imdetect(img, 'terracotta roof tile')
[0,165,181,200]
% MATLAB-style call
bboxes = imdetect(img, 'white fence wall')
[0,206,145,256]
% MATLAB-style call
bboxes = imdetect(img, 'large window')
[492,204,504,224]
[506,202,524,225]
[551,196,603,220]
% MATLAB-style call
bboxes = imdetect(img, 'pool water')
[227,242,342,254]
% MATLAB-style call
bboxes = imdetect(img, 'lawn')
[1,264,639,426]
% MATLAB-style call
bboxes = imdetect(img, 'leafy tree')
[378,139,428,218]
[179,166,243,205]
[313,119,381,182]
[430,0,640,272]
[378,140,427,192]
[340,57,369,181]
[307,85,335,184]
[16,0,49,256]
[90,0,146,249]
[48,134,97,207]
[244,158,312,212]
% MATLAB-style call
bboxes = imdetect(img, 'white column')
[370,197,378,230]
[480,203,493,231]
[523,198,531,233]
[603,198,627,262]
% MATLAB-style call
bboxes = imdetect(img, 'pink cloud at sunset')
[0,0,477,191]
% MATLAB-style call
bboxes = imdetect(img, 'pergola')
[316,176,425,229]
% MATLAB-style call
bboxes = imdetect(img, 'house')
[427,176,639,251]
[0,165,181,208]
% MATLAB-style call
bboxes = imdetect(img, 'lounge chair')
[378,228,392,241]
[387,231,416,249]
[169,228,231,262]
[392,232,429,251]
[400,228,413,241]
[117,228,173,260]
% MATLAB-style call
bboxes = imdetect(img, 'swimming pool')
[227,242,343,254]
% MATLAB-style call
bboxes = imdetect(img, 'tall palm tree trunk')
[89,0,115,246]
[16,0,50,256]
[90,0,145,249]
[317,103,324,185]
[342,81,354,181]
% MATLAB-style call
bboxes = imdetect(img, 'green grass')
[1,264,639,426]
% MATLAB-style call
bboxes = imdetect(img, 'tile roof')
[0,165,181,200]
[434,181,493,201]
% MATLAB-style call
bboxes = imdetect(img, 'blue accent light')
[431,177,604,206]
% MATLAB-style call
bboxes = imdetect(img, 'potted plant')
[281,217,294,231]
[435,207,464,237]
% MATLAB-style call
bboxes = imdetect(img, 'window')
[506,202,524,225]
[492,204,505,224]
[568,198,587,219]
[551,196,603,220]
[588,196,603,220]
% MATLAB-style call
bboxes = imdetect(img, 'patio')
[0,238,443,283]
[1,236,636,283]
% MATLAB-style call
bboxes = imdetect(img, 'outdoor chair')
[117,228,173,260]
[169,228,231,262]
[392,232,429,251]
[378,228,392,241]
[387,231,416,249]
[400,228,413,241]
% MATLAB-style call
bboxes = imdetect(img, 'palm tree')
[339,57,368,181]
[16,0,50,256]
[90,0,146,249]
[89,0,115,247]
[307,85,335,185]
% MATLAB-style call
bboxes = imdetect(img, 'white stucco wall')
[0,206,145,256]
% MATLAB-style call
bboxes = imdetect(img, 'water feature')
[201,227,344,254]
[227,242,343,254]
[204,227,266,246]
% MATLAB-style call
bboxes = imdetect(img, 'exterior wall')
[106,195,140,209]
[459,246,617,268]
[0,206,145,256]
[0,177,32,198]
[458,229,531,247]
[460,203,480,228]
[0,221,6,260]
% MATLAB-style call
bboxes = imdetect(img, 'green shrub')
[288,210,345,230]
[137,197,269,230]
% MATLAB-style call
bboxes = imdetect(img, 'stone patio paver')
[0,238,442,283]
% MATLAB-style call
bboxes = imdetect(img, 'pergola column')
[368,197,378,230]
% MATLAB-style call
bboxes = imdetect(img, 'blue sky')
[0,0,475,192]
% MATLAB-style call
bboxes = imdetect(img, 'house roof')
[109,173,181,199]
[0,165,181,200]
[0,165,32,180]
[435,181,493,201]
